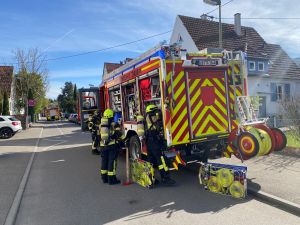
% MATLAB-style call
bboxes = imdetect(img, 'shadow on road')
[0,121,88,148]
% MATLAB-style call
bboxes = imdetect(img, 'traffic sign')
[28,99,36,107]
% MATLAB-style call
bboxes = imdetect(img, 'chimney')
[234,13,242,36]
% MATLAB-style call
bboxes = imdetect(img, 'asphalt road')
[1,121,299,225]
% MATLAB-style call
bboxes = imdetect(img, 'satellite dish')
[203,0,221,6]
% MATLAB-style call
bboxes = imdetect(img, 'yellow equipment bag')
[130,159,155,189]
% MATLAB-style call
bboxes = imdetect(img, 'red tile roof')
[104,63,123,74]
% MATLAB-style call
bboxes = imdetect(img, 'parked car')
[0,116,22,139]
[68,114,78,123]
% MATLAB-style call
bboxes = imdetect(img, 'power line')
[206,0,234,15]
[8,30,172,65]
[4,0,233,65]
[218,17,300,20]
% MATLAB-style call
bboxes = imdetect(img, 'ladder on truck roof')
[103,44,165,82]
[227,51,265,126]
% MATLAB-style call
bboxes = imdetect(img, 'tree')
[28,89,34,122]
[57,82,75,113]
[73,84,77,112]
[280,97,300,142]
[2,91,9,115]
[14,48,48,117]
[0,94,2,115]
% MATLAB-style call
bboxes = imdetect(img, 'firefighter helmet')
[103,109,114,119]
[146,105,158,114]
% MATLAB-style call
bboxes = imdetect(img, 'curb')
[248,187,300,216]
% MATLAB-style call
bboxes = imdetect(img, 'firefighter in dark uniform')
[89,110,101,155]
[100,109,123,185]
[145,104,176,186]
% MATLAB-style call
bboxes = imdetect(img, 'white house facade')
[170,14,300,122]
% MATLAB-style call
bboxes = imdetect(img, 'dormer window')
[258,62,264,71]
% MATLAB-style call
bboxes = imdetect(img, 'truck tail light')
[12,122,19,126]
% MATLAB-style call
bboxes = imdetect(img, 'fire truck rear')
[102,44,286,168]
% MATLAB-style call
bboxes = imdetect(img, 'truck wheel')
[0,128,13,139]
[129,135,141,160]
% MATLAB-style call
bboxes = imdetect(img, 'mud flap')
[130,159,155,189]
[199,162,247,199]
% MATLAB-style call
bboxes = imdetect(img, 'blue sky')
[1,0,300,99]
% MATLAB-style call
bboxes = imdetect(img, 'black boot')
[159,170,176,186]
[108,176,120,185]
[101,174,108,183]
[92,149,100,155]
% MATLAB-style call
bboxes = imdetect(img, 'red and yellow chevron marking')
[167,70,190,145]
[228,63,241,76]
[189,76,229,137]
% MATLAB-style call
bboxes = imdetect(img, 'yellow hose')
[207,176,222,193]
[216,168,234,187]
[246,127,272,156]
[229,181,245,198]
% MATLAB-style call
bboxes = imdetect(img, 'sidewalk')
[212,153,300,205]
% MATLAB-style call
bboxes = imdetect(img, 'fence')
[266,117,300,129]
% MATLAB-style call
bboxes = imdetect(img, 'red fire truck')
[100,44,286,167]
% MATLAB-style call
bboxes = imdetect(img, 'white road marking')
[56,124,65,136]
[51,159,65,163]
[42,141,66,151]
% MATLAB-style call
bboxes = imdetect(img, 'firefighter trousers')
[91,131,99,150]
[146,137,170,179]
[100,144,118,180]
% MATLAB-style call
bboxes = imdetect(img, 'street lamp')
[203,0,222,48]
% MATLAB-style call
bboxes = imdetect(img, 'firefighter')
[90,110,101,155]
[100,109,123,185]
[145,104,176,186]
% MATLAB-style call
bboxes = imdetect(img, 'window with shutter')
[284,84,290,101]
[270,83,277,102]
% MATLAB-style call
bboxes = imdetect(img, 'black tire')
[0,127,14,139]
[129,135,141,160]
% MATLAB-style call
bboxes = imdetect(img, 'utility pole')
[203,0,222,48]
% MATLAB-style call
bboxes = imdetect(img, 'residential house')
[294,58,300,67]
[102,58,132,82]
[170,14,300,120]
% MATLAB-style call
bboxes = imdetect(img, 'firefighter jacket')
[145,114,164,147]
[91,114,101,134]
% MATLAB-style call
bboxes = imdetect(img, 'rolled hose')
[237,130,259,160]
[271,128,287,151]
[229,181,245,198]
[207,176,222,193]
[216,168,234,187]
[253,124,276,155]
[246,127,273,156]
